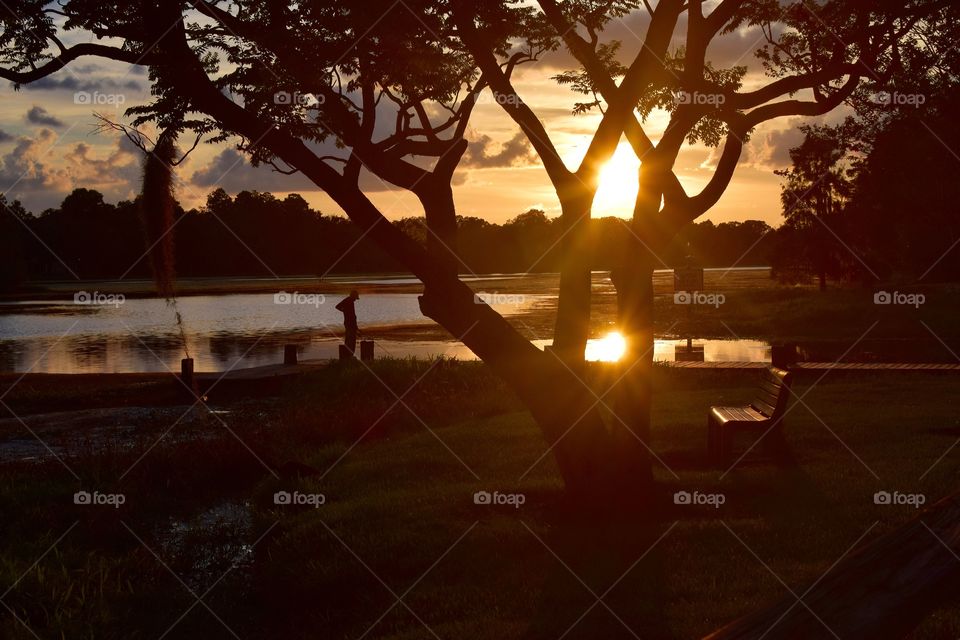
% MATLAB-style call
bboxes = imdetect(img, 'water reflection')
[0,291,547,373]
[584,332,628,362]
[0,278,768,372]
[0,330,774,373]
[68,335,109,371]
[656,339,770,363]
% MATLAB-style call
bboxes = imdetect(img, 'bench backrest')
[750,366,793,419]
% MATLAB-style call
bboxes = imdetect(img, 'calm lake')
[0,270,773,373]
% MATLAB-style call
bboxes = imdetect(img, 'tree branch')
[0,43,147,84]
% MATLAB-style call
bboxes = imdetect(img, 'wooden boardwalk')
[197,358,960,382]
[667,361,960,371]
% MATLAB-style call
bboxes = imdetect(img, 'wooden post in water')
[283,344,298,365]
[771,343,798,368]
[181,357,194,389]
[360,340,374,361]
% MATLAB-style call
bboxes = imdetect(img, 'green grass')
[649,285,960,344]
[253,367,960,639]
[1,362,959,638]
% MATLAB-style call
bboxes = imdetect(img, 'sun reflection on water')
[585,331,627,362]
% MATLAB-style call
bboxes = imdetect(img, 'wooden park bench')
[708,365,793,465]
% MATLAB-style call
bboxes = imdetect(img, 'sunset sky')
[0,5,848,226]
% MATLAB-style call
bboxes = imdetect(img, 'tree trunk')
[163,23,627,501]
[417,281,622,502]
[552,186,594,362]
[416,175,461,277]
[606,162,674,491]
[414,175,619,499]
[609,257,656,490]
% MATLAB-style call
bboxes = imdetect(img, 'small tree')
[775,125,851,290]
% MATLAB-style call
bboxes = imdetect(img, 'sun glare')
[585,331,627,362]
[592,142,640,218]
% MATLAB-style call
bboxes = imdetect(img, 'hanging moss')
[140,130,190,358]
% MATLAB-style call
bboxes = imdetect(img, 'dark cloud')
[189,148,396,195]
[750,115,835,170]
[698,116,829,173]
[25,106,66,128]
[532,9,770,72]
[191,148,314,193]
[759,125,807,168]
[0,129,12,143]
[461,132,538,168]
[24,74,143,94]
[73,64,103,74]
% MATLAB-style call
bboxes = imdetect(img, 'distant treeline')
[0,187,775,290]
[770,85,960,286]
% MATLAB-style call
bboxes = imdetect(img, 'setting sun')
[592,142,640,218]
[585,331,628,362]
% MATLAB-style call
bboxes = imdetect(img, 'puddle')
[0,405,230,463]
[155,500,255,593]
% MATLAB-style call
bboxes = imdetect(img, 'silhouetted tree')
[2,0,957,499]
[844,86,960,282]
[775,125,851,290]
[0,195,30,291]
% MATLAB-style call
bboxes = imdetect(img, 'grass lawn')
[1,362,959,638]
[645,285,960,352]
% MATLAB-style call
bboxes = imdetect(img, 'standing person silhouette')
[335,289,360,355]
